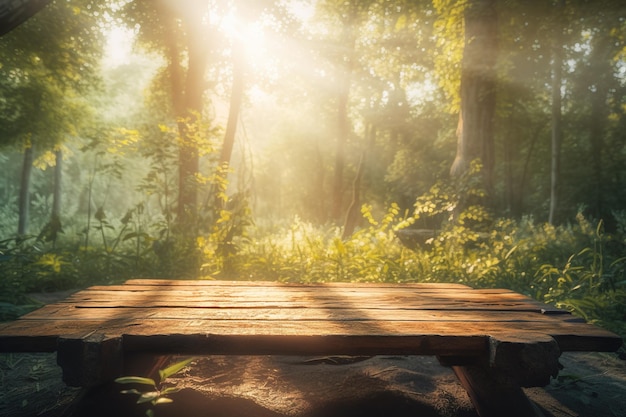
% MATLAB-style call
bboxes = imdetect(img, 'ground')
[0,292,625,417]
[1,348,625,416]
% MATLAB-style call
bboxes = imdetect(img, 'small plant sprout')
[115,357,195,416]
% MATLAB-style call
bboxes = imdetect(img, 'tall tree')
[0,0,103,236]
[450,0,498,198]
[548,0,565,225]
[315,0,383,223]
[328,2,359,223]
[123,0,212,227]
[581,15,621,220]
[17,141,35,236]
[0,0,52,36]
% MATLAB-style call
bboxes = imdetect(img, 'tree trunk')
[216,42,246,208]
[38,148,63,246]
[587,36,611,220]
[518,124,545,217]
[503,124,515,215]
[331,68,350,222]
[342,152,365,240]
[52,149,62,219]
[450,0,497,196]
[0,0,53,36]
[313,143,326,223]
[342,123,377,239]
[49,148,63,245]
[549,1,564,225]
[160,0,210,226]
[331,18,356,223]
[18,140,35,236]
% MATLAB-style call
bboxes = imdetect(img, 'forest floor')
[1,293,625,417]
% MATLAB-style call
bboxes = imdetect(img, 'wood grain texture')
[0,280,621,355]
[0,278,622,415]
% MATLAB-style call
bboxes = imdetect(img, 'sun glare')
[103,25,134,68]
[218,11,269,65]
[102,26,135,68]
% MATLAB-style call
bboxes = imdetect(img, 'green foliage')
[116,357,195,417]
[534,217,626,331]
[0,236,77,320]
[215,203,412,283]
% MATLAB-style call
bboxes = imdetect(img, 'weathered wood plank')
[123,279,473,289]
[19,305,582,323]
[55,285,562,314]
[69,285,526,297]
[1,315,619,353]
[116,319,621,352]
[0,320,113,352]
[55,292,559,314]
[0,280,622,355]
[116,280,542,301]
[58,301,563,314]
[61,292,537,304]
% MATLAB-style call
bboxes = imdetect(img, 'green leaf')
[159,357,195,381]
[137,391,159,404]
[120,389,142,395]
[395,15,407,31]
[123,232,151,241]
[504,244,518,260]
[154,397,174,404]
[160,387,182,395]
[115,376,157,387]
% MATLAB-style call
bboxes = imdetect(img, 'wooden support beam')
[452,364,547,417]
[57,333,123,387]
[450,333,560,417]
[488,333,561,386]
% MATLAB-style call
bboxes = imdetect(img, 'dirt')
[1,291,625,417]
[2,350,625,417]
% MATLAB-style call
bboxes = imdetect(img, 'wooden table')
[0,279,621,417]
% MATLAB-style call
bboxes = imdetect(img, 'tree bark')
[17,140,35,236]
[218,43,246,188]
[342,124,376,239]
[517,124,545,217]
[165,2,209,226]
[587,36,611,220]
[37,148,63,245]
[450,0,497,196]
[331,68,351,222]
[503,124,515,215]
[331,15,356,223]
[342,153,365,239]
[549,0,564,225]
[0,0,53,36]
[313,143,326,223]
[52,148,62,219]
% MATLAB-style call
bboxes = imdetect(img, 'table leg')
[449,333,561,417]
[452,364,547,417]
[57,333,123,387]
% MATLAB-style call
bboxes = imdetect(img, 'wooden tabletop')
[1,278,622,415]
[0,279,621,356]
